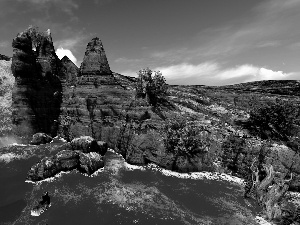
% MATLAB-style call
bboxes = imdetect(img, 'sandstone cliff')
[58,37,157,143]
[80,37,111,76]
[59,55,79,87]
[11,28,62,141]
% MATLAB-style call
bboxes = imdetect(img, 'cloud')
[153,62,296,85]
[55,38,82,52]
[256,41,281,48]
[154,62,218,80]
[118,70,138,77]
[114,57,142,63]
[149,0,300,68]
[54,30,92,50]
[56,47,78,65]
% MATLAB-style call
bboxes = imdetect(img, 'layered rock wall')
[11,29,62,141]
[58,37,150,142]
[10,28,157,145]
[60,56,79,87]
[80,37,112,76]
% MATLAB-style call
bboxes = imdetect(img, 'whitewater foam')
[107,148,244,185]
[25,171,73,185]
[0,152,23,163]
[10,143,27,146]
[146,163,244,185]
[124,162,146,171]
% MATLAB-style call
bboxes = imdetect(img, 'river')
[0,148,267,225]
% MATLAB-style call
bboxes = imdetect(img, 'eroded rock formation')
[80,37,111,76]
[70,136,107,155]
[57,37,151,143]
[26,149,105,181]
[59,55,79,86]
[11,28,62,141]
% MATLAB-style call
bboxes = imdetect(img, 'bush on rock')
[135,67,168,107]
[30,133,53,145]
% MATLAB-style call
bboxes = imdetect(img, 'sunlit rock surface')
[80,37,112,76]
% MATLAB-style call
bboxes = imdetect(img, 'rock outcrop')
[11,28,62,141]
[125,144,212,172]
[30,133,53,145]
[80,37,111,76]
[70,136,107,155]
[26,149,105,181]
[57,37,152,142]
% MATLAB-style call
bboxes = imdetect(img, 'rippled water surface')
[0,149,263,225]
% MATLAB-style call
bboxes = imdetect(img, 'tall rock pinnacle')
[80,37,112,75]
[11,27,62,141]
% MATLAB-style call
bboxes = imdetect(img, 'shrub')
[135,68,168,106]
[25,25,46,50]
[248,98,300,140]
[162,116,211,169]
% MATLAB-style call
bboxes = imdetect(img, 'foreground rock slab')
[70,136,107,155]
[27,149,104,181]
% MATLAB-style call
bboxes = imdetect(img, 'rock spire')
[80,37,112,75]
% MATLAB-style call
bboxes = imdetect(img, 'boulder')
[26,149,105,181]
[27,156,58,181]
[78,151,104,175]
[70,136,101,153]
[30,133,53,145]
[26,150,80,181]
[55,150,80,170]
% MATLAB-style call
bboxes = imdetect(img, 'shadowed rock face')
[60,56,79,86]
[80,37,112,76]
[11,29,62,141]
[11,32,36,79]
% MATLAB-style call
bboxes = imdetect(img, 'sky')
[1,0,300,85]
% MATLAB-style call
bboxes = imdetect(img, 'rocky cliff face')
[11,29,62,141]
[58,38,157,144]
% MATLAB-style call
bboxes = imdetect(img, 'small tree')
[247,159,294,223]
[135,68,168,106]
